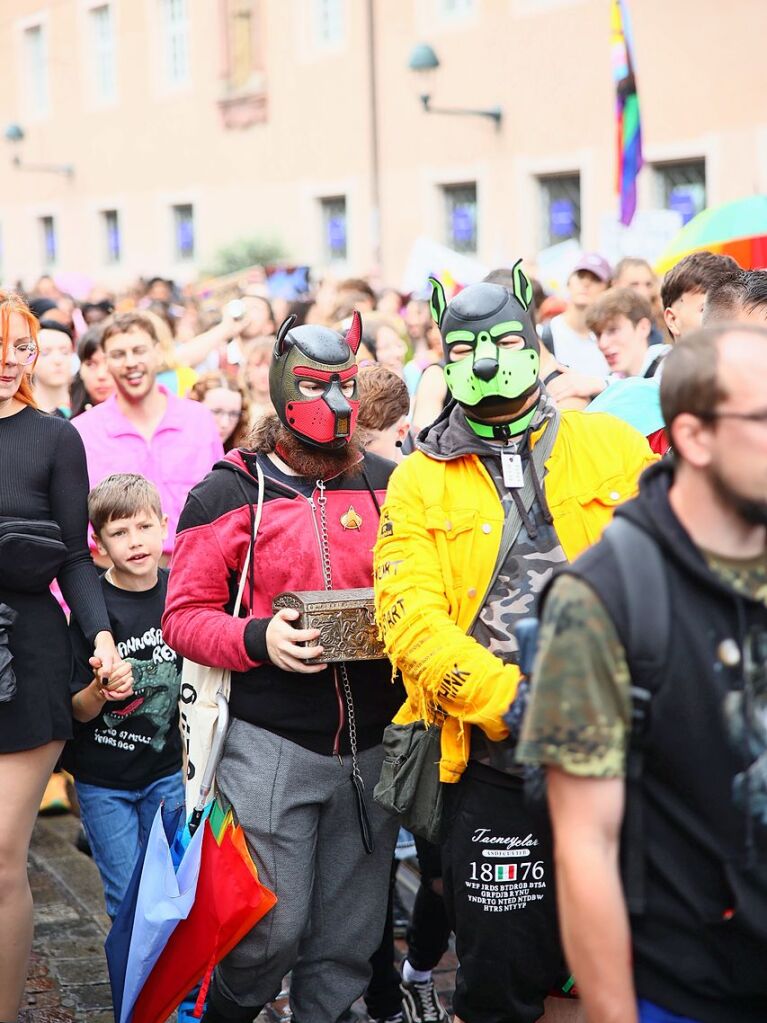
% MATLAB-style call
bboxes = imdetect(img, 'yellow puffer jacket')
[373,409,658,783]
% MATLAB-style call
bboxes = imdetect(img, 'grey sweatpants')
[215,719,398,1023]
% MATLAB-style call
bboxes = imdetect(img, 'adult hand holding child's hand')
[89,631,134,700]
[93,657,134,701]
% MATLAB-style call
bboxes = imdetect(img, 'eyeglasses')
[700,407,767,425]
[105,345,152,364]
[209,408,241,421]
[5,341,38,365]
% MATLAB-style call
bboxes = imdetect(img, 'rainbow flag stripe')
[612,0,643,226]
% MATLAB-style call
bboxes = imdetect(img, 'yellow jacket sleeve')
[374,458,519,741]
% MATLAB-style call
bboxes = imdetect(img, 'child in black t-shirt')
[65,473,184,919]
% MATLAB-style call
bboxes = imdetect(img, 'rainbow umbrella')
[656,195,767,274]
[129,800,277,1023]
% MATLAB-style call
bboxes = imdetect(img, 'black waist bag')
[0,518,67,593]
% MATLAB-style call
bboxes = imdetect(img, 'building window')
[23,23,49,116]
[655,159,706,225]
[443,183,477,254]
[40,216,57,266]
[173,204,195,260]
[313,0,344,47]
[89,4,116,102]
[160,0,190,87]
[218,0,267,128]
[226,0,255,91]
[320,196,347,262]
[538,173,581,247]
[102,209,121,263]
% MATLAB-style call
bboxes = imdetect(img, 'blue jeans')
[75,771,185,919]
[638,999,702,1023]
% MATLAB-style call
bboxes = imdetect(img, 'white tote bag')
[180,460,264,810]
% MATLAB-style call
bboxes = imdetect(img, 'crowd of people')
[0,246,766,1023]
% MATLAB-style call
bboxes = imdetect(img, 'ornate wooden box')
[272,587,385,663]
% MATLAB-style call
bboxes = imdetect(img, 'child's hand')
[97,659,134,701]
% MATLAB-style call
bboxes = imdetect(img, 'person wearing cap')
[542,253,612,376]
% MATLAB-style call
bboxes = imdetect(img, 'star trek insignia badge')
[341,505,363,530]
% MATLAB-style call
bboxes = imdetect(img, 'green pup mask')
[429,262,540,432]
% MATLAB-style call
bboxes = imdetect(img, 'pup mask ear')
[428,276,447,328]
[346,310,362,355]
[511,259,533,311]
[275,314,297,356]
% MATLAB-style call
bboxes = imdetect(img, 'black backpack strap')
[642,354,665,379]
[603,516,670,685]
[603,516,670,915]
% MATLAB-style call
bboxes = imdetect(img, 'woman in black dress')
[0,292,128,1020]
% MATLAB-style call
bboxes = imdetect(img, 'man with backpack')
[518,324,767,1023]
[374,262,655,1023]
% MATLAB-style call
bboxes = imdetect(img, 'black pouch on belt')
[0,518,67,593]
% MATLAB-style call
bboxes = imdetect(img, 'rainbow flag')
[612,0,643,225]
[106,799,277,1023]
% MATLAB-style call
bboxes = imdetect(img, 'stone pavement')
[22,814,112,1023]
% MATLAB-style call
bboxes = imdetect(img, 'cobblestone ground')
[22,815,112,1023]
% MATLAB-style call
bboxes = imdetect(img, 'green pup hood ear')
[428,276,447,328]
[511,259,533,311]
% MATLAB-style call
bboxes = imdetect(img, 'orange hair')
[0,291,39,407]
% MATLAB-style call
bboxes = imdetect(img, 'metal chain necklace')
[316,480,366,802]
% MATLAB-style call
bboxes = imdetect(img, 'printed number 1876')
[468,861,544,882]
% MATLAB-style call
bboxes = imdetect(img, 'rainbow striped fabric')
[612,0,643,226]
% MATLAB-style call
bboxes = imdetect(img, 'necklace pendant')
[341,505,363,530]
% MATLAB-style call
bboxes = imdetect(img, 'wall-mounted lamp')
[4,123,75,178]
[407,44,502,128]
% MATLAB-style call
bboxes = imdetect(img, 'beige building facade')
[1,0,766,290]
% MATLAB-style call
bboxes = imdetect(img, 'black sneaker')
[399,975,448,1023]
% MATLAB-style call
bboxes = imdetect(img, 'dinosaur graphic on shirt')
[102,658,181,753]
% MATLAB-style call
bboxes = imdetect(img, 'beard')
[247,413,363,479]
[462,385,540,424]
[709,464,767,527]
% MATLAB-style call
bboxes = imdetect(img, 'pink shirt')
[73,387,224,553]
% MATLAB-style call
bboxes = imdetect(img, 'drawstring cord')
[509,486,537,539]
